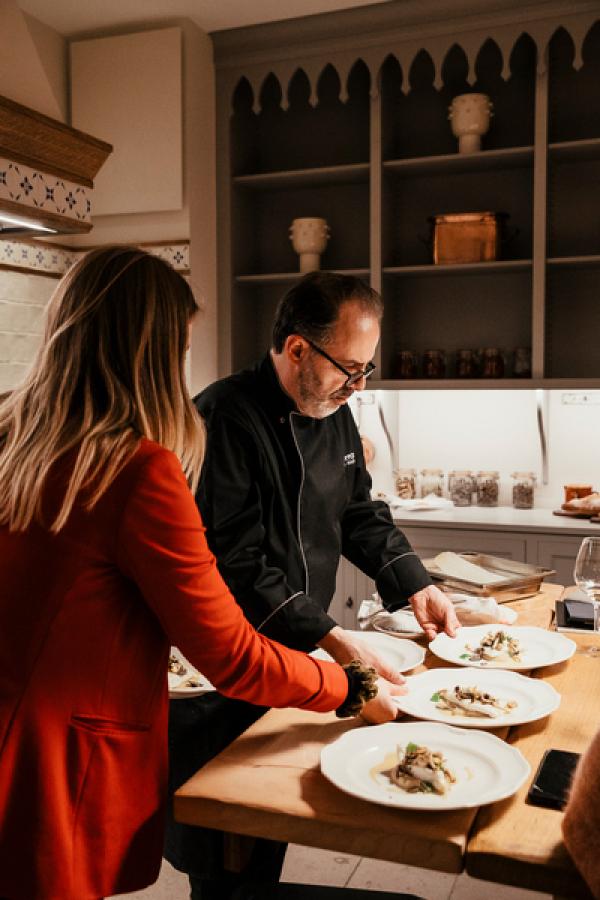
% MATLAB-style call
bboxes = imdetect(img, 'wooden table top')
[174,583,597,896]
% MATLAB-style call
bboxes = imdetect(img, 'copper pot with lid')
[425,211,513,265]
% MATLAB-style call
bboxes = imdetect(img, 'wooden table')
[174,584,598,897]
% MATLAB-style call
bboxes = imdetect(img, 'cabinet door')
[534,536,582,587]
[399,526,527,563]
[330,559,376,630]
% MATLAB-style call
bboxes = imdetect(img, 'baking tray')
[423,552,555,603]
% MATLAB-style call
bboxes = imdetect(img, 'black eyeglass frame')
[303,337,376,387]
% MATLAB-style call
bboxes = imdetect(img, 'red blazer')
[0,439,347,900]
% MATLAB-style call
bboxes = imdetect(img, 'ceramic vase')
[448,93,494,154]
[289,217,331,272]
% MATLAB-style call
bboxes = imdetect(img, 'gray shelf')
[547,254,600,268]
[548,137,600,163]
[383,260,532,277]
[236,268,370,284]
[383,146,534,176]
[369,378,600,390]
[233,163,370,190]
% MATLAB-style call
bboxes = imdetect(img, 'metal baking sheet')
[423,552,555,601]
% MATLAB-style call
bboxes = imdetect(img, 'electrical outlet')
[561,391,600,406]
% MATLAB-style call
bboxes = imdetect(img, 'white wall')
[356,389,600,509]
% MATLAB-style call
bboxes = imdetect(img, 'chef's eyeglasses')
[303,337,376,387]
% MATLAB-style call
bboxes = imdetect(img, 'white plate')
[168,648,215,699]
[321,721,530,810]
[371,609,424,639]
[312,630,425,673]
[395,667,560,728]
[429,625,576,671]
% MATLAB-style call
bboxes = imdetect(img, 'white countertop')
[392,504,600,535]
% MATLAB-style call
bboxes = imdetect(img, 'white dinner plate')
[320,721,530,811]
[395,667,560,728]
[312,630,425,673]
[429,625,576,671]
[168,648,215,699]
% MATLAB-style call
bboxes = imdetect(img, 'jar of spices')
[420,468,444,497]
[394,350,418,379]
[455,349,478,379]
[394,467,417,499]
[476,470,500,506]
[513,347,531,378]
[480,348,504,378]
[511,471,536,509]
[422,349,446,379]
[448,470,475,506]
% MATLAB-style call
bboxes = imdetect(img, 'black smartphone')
[527,748,581,810]
[565,598,594,629]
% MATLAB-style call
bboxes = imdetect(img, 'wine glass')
[574,537,600,655]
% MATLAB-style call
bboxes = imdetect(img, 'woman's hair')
[272,271,383,353]
[0,245,204,532]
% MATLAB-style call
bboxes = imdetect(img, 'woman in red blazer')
[0,247,400,900]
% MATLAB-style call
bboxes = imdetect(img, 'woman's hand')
[360,677,407,724]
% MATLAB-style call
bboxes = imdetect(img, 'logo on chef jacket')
[344,451,356,467]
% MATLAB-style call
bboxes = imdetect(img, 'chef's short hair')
[272,271,383,353]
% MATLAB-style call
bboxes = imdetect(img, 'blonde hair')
[0,245,204,532]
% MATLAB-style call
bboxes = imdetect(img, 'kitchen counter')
[392,505,600,536]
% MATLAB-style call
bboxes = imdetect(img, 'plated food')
[383,742,456,795]
[320,722,530,810]
[429,625,576,671]
[168,648,214,699]
[394,668,560,727]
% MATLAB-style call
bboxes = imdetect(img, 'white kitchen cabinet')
[329,523,586,629]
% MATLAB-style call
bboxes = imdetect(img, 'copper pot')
[425,212,512,265]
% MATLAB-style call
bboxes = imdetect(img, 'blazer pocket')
[70,713,151,735]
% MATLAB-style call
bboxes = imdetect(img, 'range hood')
[0,93,112,236]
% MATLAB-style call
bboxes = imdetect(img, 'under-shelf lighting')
[0,213,57,234]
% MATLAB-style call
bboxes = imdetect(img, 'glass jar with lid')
[394,350,418,379]
[511,471,536,509]
[480,348,504,378]
[422,349,446,379]
[448,470,475,506]
[476,470,500,506]
[420,468,444,497]
[394,467,417,499]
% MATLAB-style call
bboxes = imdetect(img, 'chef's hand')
[317,626,405,685]
[361,677,407,725]
[409,584,460,642]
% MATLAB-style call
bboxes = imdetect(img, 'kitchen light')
[0,213,57,234]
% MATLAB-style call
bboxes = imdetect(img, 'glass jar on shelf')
[480,348,504,378]
[420,468,444,497]
[511,471,536,509]
[448,470,475,506]
[394,468,417,499]
[422,349,446,379]
[476,470,500,506]
[455,349,478,379]
[394,350,418,379]
[513,347,531,378]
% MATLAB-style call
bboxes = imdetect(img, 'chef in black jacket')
[165,271,459,900]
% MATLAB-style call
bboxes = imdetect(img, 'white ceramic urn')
[448,92,494,154]
[289,217,331,272]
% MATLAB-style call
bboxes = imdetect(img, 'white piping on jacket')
[257,591,303,632]
[289,412,310,597]
[376,551,417,579]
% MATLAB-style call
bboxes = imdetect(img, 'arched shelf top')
[224,13,599,113]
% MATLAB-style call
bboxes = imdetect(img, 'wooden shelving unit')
[215,7,600,384]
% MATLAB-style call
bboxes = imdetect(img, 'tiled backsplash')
[0,269,53,392]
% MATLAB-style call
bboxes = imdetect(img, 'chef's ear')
[286,335,309,365]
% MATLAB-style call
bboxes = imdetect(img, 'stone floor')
[109,845,552,899]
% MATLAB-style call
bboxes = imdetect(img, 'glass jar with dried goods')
[394,468,417,499]
[394,350,418,379]
[422,349,446,379]
[455,349,478,379]
[421,468,444,497]
[449,470,475,506]
[476,470,500,506]
[511,471,536,509]
[480,348,504,378]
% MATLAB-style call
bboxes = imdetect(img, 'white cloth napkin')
[377,491,455,512]
[358,591,517,634]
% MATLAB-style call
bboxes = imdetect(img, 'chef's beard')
[297,361,352,418]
